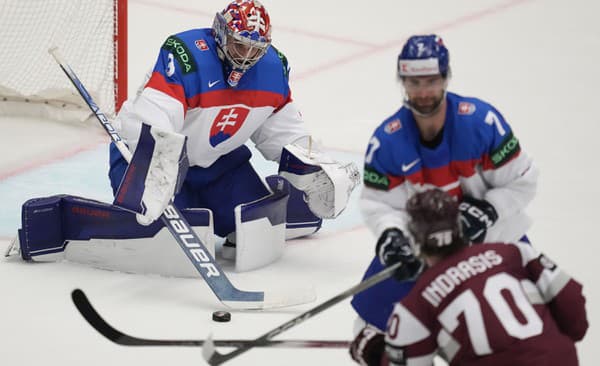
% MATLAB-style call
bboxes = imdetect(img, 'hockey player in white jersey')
[9,0,359,274]
[350,34,538,333]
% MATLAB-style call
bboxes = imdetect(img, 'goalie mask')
[213,0,272,87]
[406,189,466,257]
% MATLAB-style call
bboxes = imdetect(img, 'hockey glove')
[458,196,498,243]
[278,140,360,219]
[376,228,424,282]
[349,326,385,366]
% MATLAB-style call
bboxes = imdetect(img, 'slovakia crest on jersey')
[228,70,243,85]
[209,107,250,147]
[458,102,476,115]
[384,118,402,134]
[195,39,209,51]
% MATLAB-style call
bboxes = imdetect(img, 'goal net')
[0,0,127,122]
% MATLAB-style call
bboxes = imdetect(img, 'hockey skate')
[220,235,236,261]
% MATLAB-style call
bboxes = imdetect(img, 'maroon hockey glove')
[350,326,385,366]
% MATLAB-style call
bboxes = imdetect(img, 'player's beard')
[408,92,445,116]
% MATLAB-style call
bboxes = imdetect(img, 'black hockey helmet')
[406,189,466,257]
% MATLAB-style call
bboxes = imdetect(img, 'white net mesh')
[0,0,118,122]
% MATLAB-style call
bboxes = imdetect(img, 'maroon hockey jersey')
[384,242,588,366]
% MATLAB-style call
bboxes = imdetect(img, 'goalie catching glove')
[113,123,189,225]
[278,140,360,219]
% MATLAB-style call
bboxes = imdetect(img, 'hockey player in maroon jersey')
[350,189,588,366]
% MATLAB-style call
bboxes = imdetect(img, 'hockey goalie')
[6,0,360,276]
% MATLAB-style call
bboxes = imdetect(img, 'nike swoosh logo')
[208,80,220,88]
[401,158,420,172]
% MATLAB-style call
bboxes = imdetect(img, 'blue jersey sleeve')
[482,105,521,168]
[144,33,202,108]
[363,112,414,191]
[453,96,521,169]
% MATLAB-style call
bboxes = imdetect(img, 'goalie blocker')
[113,122,189,225]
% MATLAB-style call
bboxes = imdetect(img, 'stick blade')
[222,284,316,310]
[202,333,228,365]
[72,289,126,343]
[201,333,215,359]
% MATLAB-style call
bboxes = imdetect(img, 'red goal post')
[0,0,127,122]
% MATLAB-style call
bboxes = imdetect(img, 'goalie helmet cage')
[0,0,127,122]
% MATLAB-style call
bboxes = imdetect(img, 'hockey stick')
[71,289,349,349]
[203,261,402,365]
[48,47,314,310]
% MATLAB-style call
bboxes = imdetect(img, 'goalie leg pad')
[65,208,215,278]
[18,195,69,261]
[19,194,165,261]
[233,175,289,272]
[17,195,214,272]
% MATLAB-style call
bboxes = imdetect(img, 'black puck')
[212,310,231,322]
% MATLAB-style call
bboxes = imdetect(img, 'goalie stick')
[203,261,403,365]
[71,289,349,349]
[48,47,314,310]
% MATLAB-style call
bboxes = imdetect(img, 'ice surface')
[1,1,598,365]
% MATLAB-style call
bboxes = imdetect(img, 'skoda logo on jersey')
[209,107,250,147]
